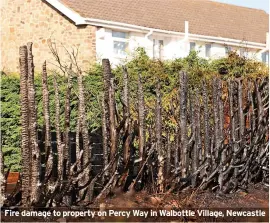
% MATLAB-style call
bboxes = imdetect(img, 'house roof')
[60,0,269,44]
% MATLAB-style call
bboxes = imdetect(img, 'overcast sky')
[214,0,269,13]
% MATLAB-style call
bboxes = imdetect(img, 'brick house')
[1,0,269,72]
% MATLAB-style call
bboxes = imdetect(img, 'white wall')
[96,28,153,66]
[96,28,266,66]
[210,43,226,58]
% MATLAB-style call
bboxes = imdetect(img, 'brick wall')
[0,0,96,73]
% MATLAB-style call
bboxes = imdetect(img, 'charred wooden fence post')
[19,45,31,206]
[102,59,117,175]
[138,73,145,175]
[27,43,41,205]
[42,61,53,183]
[77,69,92,202]
[156,81,164,192]
[174,127,180,173]
[212,78,220,170]
[15,45,269,206]
[122,66,131,170]
[179,71,188,179]
[101,61,111,182]
[191,88,201,187]
[61,67,72,204]
[52,74,63,181]
[101,95,109,180]
[217,79,226,191]
[237,79,245,152]
[166,130,171,178]
[229,80,239,190]
[202,80,211,182]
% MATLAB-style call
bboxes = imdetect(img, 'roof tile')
[60,0,269,43]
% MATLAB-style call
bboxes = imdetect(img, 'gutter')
[188,35,265,49]
[84,18,185,36]
[178,21,189,43]
[44,0,267,50]
[145,29,153,39]
[184,21,189,39]
[85,18,265,49]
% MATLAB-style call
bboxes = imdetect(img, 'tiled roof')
[60,0,269,43]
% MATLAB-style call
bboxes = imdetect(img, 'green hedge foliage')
[1,49,268,171]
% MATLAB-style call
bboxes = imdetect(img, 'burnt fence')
[37,130,103,184]
[2,42,268,208]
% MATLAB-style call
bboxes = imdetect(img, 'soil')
[92,183,268,222]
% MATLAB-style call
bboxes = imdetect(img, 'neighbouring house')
[1,0,269,72]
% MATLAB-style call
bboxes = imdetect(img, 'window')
[225,46,232,55]
[113,41,128,56]
[262,51,269,64]
[112,31,128,38]
[112,31,129,56]
[190,42,196,52]
[205,44,211,57]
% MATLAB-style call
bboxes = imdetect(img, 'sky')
[214,0,269,13]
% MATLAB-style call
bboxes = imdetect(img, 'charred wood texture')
[101,95,109,180]
[63,68,72,179]
[19,45,31,206]
[166,131,171,178]
[42,61,53,182]
[202,81,211,179]
[156,81,164,192]
[53,74,63,180]
[228,80,239,190]
[138,74,145,169]
[174,127,180,172]
[179,71,188,178]
[77,69,91,201]
[212,78,220,169]
[122,66,131,167]
[16,50,268,207]
[27,43,40,204]
[217,79,226,191]
[61,67,72,205]
[101,61,111,181]
[191,88,201,187]
[102,59,117,173]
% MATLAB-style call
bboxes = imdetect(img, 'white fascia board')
[44,0,85,25]
[84,18,266,49]
[44,1,266,49]
[84,18,186,36]
[188,35,266,49]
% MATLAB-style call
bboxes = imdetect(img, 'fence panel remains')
[3,43,269,207]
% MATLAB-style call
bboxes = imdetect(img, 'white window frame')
[112,31,129,58]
